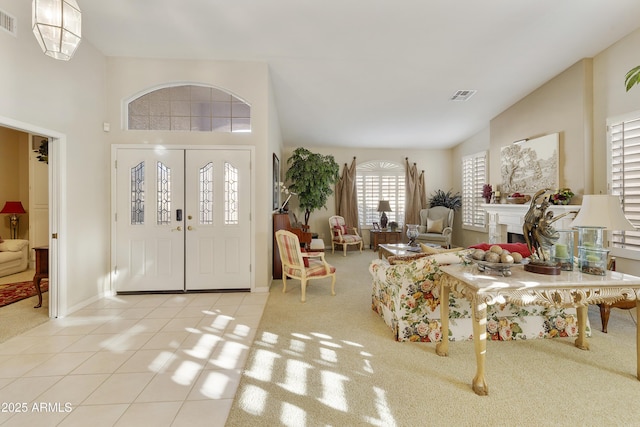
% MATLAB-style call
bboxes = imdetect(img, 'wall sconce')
[1,201,27,239]
[32,0,82,61]
[377,200,391,229]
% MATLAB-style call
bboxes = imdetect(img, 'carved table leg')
[33,275,44,309]
[599,303,611,333]
[471,301,488,396]
[575,305,589,350]
[436,283,450,357]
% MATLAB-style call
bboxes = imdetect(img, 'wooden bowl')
[506,196,530,204]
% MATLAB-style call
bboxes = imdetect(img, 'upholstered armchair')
[416,207,454,248]
[275,230,336,302]
[328,215,363,256]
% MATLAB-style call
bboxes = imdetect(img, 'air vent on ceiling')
[0,9,17,37]
[450,90,477,101]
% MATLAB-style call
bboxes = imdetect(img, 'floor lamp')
[1,201,26,239]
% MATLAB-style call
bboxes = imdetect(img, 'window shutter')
[462,152,487,229]
[610,117,640,250]
[356,161,406,228]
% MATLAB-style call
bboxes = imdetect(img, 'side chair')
[328,215,363,256]
[275,229,336,302]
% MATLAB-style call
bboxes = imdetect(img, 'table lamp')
[569,195,635,275]
[377,200,391,229]
[1,201,26,239]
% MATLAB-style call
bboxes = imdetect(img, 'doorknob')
[187,226,194,231]
[171,226,183,232]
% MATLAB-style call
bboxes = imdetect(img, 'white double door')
[114,148,251,292]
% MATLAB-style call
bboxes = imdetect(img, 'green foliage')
[285,147,340,225]
[625,65,640,92]
[428,189,462,210]
[36,139,48,164]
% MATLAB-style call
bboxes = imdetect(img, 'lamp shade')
[0,201,26,215]
[377,200,391,212]
[32,0,82,61]
[569,195,635,231]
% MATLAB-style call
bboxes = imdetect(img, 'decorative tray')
[466,256,529,276]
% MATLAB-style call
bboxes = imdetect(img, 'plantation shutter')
[462,151,487,230]
[609,116,640,251]
[356,161,406,228]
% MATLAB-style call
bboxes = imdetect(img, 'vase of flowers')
[482,184,493,204]
[550,188,574,205]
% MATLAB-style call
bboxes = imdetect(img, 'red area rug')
[0,280,48,308]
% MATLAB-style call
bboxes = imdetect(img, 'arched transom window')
[127,84,251,133]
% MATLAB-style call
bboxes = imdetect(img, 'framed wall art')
[500,133,559,194]
[273,153,280,211]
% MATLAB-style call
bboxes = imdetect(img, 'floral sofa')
[370,251,589,342]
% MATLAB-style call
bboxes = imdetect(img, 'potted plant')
[285,147,340,226]
[625,65,640,91]
[428,189,462,210]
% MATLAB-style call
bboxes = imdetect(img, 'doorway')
[113,146,252,292]
[0,115,63,318]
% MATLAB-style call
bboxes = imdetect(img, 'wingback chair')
[275,229,336,302]
[328,215,363,256]
[416,207,454,248]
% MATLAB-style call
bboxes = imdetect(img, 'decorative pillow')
[420,243,464,254]
[0,239,29,252]
[333,225,347,236]
[426,218,443,233]
[300,248,310,267]
[468,242,533,257]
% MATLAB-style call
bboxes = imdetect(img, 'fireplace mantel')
[482,203,579,244]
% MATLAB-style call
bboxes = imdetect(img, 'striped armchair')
[275,230,336,302]
[328,215,363,256]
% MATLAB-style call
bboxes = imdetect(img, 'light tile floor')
[0,291,268,426]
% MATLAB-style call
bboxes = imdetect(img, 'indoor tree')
[285,147,340,226]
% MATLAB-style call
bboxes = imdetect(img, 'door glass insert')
[200,162,214,225]
[225,161,239,225]
[131,161,145,225]
[157,161,171,225]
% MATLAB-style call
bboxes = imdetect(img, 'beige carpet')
[0,269,49,344]
[226,250,640,426]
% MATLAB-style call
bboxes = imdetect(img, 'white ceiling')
[80,0,640,149]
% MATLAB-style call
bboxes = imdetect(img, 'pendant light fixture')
[32,0,82,61]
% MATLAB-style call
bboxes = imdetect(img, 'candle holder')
[551,229,575,271]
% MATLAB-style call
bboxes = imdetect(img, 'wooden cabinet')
[273,214,289,279]
[273,213,312,279]
[370,230,402,250]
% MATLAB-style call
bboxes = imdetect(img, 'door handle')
[171,226,183,232]
[187,226,194,231]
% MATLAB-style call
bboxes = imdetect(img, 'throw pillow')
[300,248,310,267]
[333,225,347,236]
[426,218,443,233]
